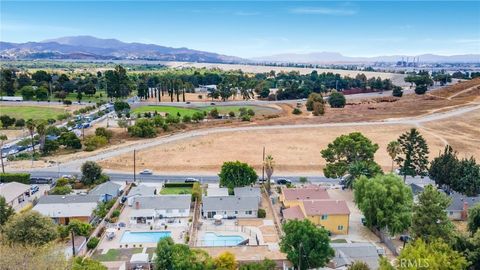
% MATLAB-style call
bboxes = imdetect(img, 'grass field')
[160,186,192,195]
[93,248,143,261]
[132,105,278,117]
[0,105,66,120]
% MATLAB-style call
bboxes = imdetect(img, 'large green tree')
[154,237,213,270]
[468,204,480,234]
[0,69,15,96]
[219,161,258,189]
[397,239,467,270]
[81,161,104,186]
[328,91,346,108]
[0,196,14,226]
[455,157,480,196]
[321,132,381,181]
[429,145,459,190]
[395,128,429,182]
[280,219,334,270]
[2,211,58,246]
[411,185,454,242]
[354,174,413,236]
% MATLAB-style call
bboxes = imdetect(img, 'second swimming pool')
[202,232,245,246]
[120,231,172,243]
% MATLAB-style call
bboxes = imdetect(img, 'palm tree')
[387,140,401,172]
[26,119,36,154]
[264,155,275,193]
[36,120,47,152]
[0,134,7,173]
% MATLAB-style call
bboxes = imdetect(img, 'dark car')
[185,178,200,183]
[276,178,292,185]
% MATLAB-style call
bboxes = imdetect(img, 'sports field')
[0,105,67,120]
[132,105,278,116]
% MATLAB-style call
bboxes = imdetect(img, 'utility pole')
[133,149,136,183]
[71,230,76,257]
[262,146,265,183]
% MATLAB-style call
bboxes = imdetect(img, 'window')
[321,214,328,220]
[179,209,186,213]
[235,211,238,214]
[245,210,252,215]
[449,211,453,215]
[338,225,344,231]
[147,217,153,220]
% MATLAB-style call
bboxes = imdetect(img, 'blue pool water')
[120,231,171,243]
[202,232,245,246]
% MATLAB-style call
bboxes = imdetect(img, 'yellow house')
[283,200,350,235]
[280,187,350,235]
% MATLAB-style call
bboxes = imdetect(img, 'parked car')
[62,174,74,179]
[276,178,292,185]
[185,178,199,183]
[30,185,39,194]
[139,169,153,175]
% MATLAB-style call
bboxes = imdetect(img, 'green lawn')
[160,187,192,195]
[330,239,348,243]
[0,105,66,120]
[132,105,277,117]
[93,248,143,261]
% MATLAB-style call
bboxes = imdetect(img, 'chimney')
[135,201,140,209]
[461,202,469,220]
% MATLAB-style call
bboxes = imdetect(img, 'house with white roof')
[89,181,122,202]
[32,195,99,225]
[202,196,259,219]
[0,182,31,210]
[127,184,157,206]
[129,195,191,224]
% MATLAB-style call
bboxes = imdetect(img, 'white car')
[185,177,199,183]
[139,169,153,175]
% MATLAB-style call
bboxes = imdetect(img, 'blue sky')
[1,1,479,58]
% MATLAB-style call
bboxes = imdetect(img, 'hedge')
[164,182,194,188]
[257,208,266,218]
[87,237,100,250]
[0,173,31,184]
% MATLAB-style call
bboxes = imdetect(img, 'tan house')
[0,182,30,210]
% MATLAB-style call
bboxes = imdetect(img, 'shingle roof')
[283,187,330,201]
[133,195,191,210]
[206,187,229,197]
[129,185,156,197]
[447,192,480,211]
[331,243,380,269]
[234,187,261,198]
[33,202,97,218]
[303,200,350,216]
[0,182,30,204]
[283,205,305,220]
[37,195,99,204]
[202,196,259,212]
[89,181,121,196]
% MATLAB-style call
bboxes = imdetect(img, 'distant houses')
[0,182,30,209]
[32,195,99,225]
[447,191,480,221]
[89,181,122,202]
[280,186,350,235]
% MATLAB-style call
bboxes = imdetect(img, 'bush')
[165,114,180,124]
[128,119,157,138]
[95,127,113,141]
[241,115,251,121]
[292,108,302,115]
[14,118,25,128]
[0,173,31,184]
[209,108,219,118]
[312,101,325,116]
[42,139,59,155]
[87,237,100,250]
[392,86,403,97]
[63,100,72,105]
[306,93,324,111]
[58,132,82,149]
[192,182,202,202]
[228,111,235,117]
[111,209,121,218]
[257,208,266,218]
[247,109,255,116]
[182,115,192,123]
[192,112,205,122]
[113,101,130,113]
[50,185,72,195]
[0,115,16,129]
[57,225,70,240]
[415,85,428,95]
[328,92,346,108]
[84,135,108,151]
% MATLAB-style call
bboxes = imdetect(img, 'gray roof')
[202,196,259,212]
[0,182,30,204]
[447,192,480,211]
[129,185,156,197]
[234,187,261,198]
[410,183,425,195]
[206,187,229,197]
[331,243,380,269]
[133,195,191,210]
[37,195,99,204]
[33,202,97,218]
[89,181,121,196]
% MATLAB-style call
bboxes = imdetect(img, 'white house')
[129,195,191,224]
[0,182,30,210]
[127,185,157,206]
[202,196,259,219]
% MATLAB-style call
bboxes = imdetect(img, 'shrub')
[164,182,194,188]
[63,100,72,105]
[111,209,121,218]
[0,173,31,184]
[84,135,108,151]
[312,101,325,116]
[128,119,157,138]
[152,115,165,127]
[328,92,346,108]
[415,85,428,95]
[58,132,82,149]
[57,225,70,240]
[257,208,266,218]
[191,112,205,122]
[306,93,324,111]
[241,115,251,121]
[182,115,192,123]
[0,115,16,129]
[113,101,130,113]
[50,185,72,195]
[94,127,113,141]
[247,109,255,116]
[292,108,302,115]
[392,86,403,97]
[165,114,180,124]
[228,111,235,117]
[192,182,202,202]
[42,139,59,155]
[209,108,219,118]
[14,118,25,128]
[87,237,100,250]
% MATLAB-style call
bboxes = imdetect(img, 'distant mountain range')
[254,52,480,63]
[0,36,242,63]
[0,36,478,64]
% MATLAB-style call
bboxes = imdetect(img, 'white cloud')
[290,7,357,16]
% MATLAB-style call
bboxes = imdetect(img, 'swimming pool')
[120,231,171,243]
[202,232,245,246]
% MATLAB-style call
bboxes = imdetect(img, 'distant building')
[89,181,122,202]
[195,84,217,93]
[447,192,480,221]
[0,182,30,209]
[32,195,99,225]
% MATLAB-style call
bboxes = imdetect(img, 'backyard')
[160,186,192,195]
